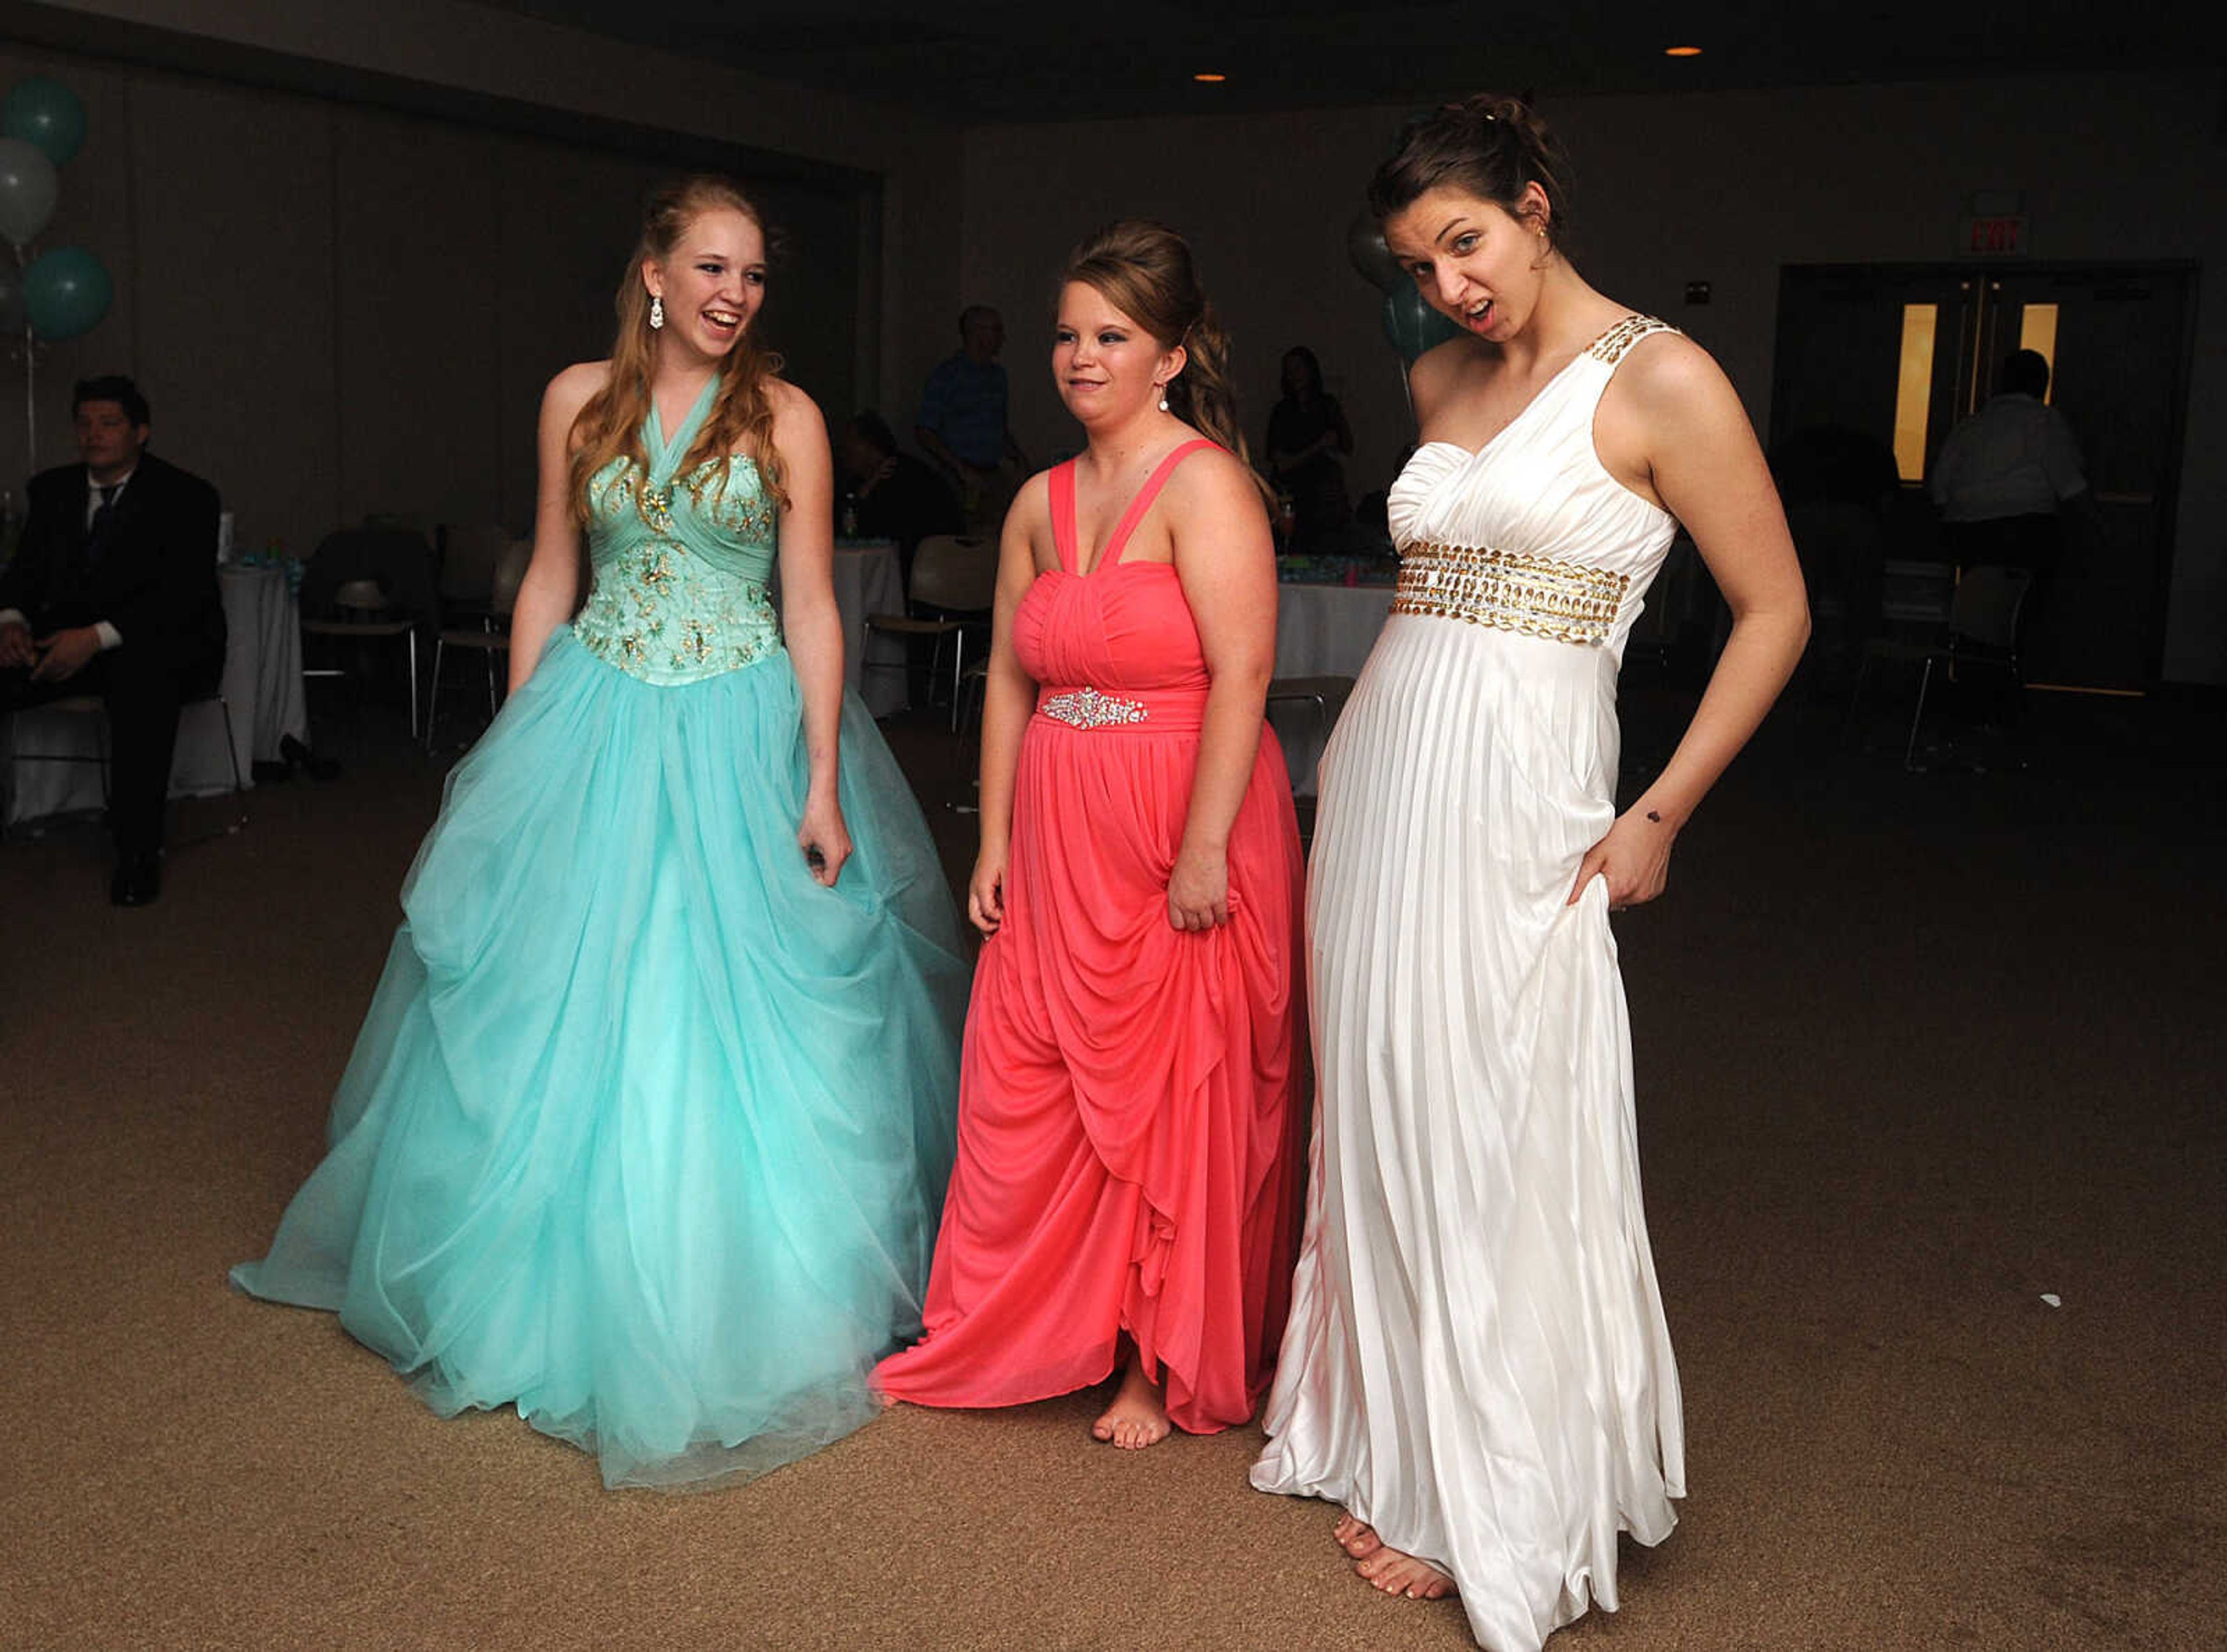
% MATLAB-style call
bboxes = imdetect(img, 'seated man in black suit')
[1,375,224,905]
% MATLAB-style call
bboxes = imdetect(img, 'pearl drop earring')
[649,295,665,331]
[1156,384,1169,412]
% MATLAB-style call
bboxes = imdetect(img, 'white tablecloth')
[3,565,309,827]
[768,539,909,720]
[1271,581,1393,797]
[835,541,910,718]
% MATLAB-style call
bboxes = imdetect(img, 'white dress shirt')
[1929,394,2087,524]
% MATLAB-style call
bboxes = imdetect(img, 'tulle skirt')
[232,628,969,1488]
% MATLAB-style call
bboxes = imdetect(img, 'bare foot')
[1355,1542,1456,1600]
[1333,1514,1383,1559]
[1090,1357,1171,1450]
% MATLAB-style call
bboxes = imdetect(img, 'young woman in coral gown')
[233,177,969,1488]
[1251,97,1809,1646]
[875,221,1304,1448]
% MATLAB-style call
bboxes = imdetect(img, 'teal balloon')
[1379,284,1464,364]
[2,77,86,167]
[23,246,111,340]
[1345,209,1401,293]
[0,136,57,247]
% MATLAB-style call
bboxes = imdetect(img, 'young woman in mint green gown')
[232,177,969,1489]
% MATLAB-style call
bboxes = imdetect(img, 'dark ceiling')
[480,0,2223,124]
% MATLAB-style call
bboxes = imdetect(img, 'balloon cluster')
[0,77,110,342]
[1344,208,1463,365]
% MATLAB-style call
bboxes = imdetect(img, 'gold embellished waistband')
[1391,541,1630,646]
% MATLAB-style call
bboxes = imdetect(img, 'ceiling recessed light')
[1193,72,1228,83]
[1664,45,1703,57]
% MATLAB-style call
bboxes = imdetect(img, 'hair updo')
[1061,219,1267,493]
[1367,94,1575,257]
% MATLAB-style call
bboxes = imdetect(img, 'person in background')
[0,375,223,906]
[838,411,967,709]
[1264,346,1356,556]
[835,412,964,591]
[916,305,1032,531]
[1929,348,2092,576]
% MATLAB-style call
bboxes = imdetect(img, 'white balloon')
[0,136,59,248]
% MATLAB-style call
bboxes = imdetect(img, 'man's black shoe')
[280,734,342,782]
[110,851,162,906]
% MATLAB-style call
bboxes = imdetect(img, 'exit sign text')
[1962,215,2027,256]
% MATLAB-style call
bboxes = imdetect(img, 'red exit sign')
[1962,214,2027,255]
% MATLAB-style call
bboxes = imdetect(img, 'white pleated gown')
[1252,317,1686,1652]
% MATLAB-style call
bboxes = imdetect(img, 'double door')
[1771,263,2196,689]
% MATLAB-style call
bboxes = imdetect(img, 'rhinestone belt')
[1391,541,1631,646]
[1039,687,1149,729]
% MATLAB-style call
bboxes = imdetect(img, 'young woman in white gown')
[1250,96,1810,1649]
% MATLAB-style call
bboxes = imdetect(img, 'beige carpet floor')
[2,684,2221,1651]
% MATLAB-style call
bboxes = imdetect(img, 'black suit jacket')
[0,452,226,676]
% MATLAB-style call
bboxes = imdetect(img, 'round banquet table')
[768,538,909,719]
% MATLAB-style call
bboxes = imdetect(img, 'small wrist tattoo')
[1645,809,1662,823]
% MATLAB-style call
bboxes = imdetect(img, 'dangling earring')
[1156,383,1169,412]
[649,294,665,331]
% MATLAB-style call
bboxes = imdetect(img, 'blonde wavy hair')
[568,176,789,524]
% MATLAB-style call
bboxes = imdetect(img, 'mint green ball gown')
[233,379,969,1488]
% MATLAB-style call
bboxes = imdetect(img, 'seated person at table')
[835,411,964,590]
[1930,349,2094,573]
[839,412,966,709]
[1,375,223,906]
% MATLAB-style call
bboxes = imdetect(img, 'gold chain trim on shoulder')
[1587,314,1677,368]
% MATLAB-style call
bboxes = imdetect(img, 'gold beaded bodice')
[1386,314,1680,658]
[572,376,785,686]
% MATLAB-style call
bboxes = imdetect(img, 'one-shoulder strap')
[1098,437,1221,571]
[1049,459,1081,573]
[1586,314,1678,369]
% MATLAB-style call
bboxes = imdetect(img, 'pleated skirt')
[1252,612,1684,1651]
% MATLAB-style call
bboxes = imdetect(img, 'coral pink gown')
[875,439,1305,1432]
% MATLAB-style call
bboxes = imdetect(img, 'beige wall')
[960,72,2227,682]
[2,0,965,554]
[6,6,2218,680]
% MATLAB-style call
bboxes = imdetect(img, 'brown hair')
[1368,94,1575,257]
[1061,220,1272,501]
[567,176,789,525]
